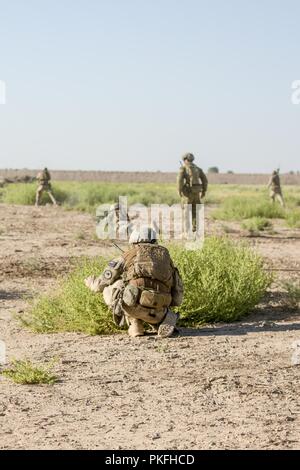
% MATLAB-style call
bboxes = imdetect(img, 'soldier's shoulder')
[106,256,124,270]
[123,245,139,261]
[156,244,172,257]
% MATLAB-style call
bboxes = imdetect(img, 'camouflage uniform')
[177,154,208,232]
[267,171,284,207]
[85,228,183,337]
[35,168,57,206]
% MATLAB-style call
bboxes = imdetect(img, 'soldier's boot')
[157,310,179,338]
[128,318,144,337]
[48,191,58,206]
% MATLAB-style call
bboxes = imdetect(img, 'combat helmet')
[129,226,158,244]
[182,153,195,162]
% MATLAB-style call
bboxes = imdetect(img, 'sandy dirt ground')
[0,203,299,450]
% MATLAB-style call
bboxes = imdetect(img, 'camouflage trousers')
[181,193,201,232]
[269,189,284,207]
[36,184,57,206]
[103,281,167,336]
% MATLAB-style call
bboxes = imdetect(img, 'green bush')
[2,183,68,205]
[24,257,118,335]
[242,217,272,233]
[169,237,272,324]
[0,181,180,211]
[2,183,36,205]
[212,197,285,221]
[1,359,57,385]
[285,209,300,228]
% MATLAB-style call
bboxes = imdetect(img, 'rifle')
[111,241,124,253]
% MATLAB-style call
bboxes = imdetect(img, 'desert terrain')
[0,202,299,450]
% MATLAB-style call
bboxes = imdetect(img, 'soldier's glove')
[84,276,102,293]
[200,191,206,199]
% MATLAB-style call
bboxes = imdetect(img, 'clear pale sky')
[0,0,299,173]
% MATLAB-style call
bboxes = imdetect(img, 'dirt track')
[0,204,300,450]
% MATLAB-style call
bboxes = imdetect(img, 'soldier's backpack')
[185,163,202,194]
[123,244,174,289]
[123,244,174,309]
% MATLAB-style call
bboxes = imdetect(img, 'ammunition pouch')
[190,184,202,194]
[129,277,170,293]
[123,284,140,307]
[139,290,172,309]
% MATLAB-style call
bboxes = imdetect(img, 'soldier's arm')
[85,257,125,293]
[267,177,273,188]
[177,168,185,196]
[198,168,208,195]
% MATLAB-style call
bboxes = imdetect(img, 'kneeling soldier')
[85,226,184,337]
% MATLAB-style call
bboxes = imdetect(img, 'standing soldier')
[177,153,208,233]
[35,168,57,206]
[267,169,284,207]
[85,226,184,338]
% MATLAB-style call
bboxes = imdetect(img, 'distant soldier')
[267,169,284,207]
[177,153,208,232]
[35,168,57,206]
[85,226,183,338]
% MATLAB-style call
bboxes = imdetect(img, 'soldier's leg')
[181,196,192,237]
[127,317,144,337]
[192,193,201,232]
[269,190,275,204]
[157,309,179,338]
[124,304,167,337]
[275,193,285,207]
[47,190,58,205]
[35,187,43,206]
